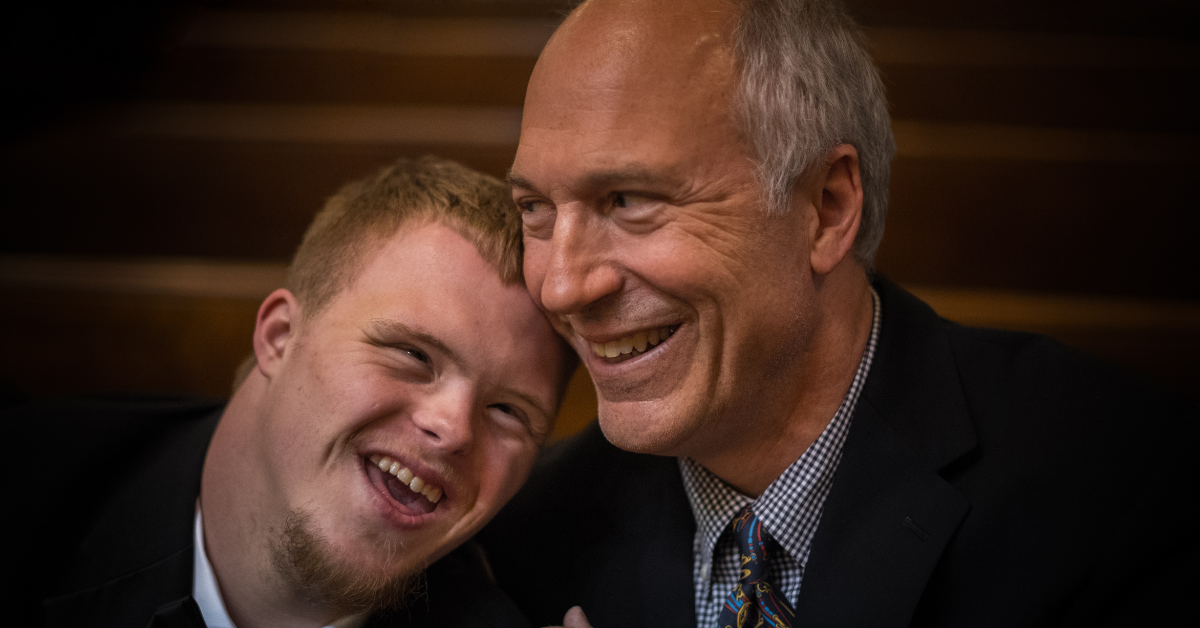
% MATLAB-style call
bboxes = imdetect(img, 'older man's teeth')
[368,454,441,504]
[591,326,675,359]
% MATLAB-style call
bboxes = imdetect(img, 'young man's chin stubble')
[269,509,425,618]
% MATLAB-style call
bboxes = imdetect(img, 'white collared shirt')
[192,507,366,628]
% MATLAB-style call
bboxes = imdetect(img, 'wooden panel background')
[2,0,1197,438]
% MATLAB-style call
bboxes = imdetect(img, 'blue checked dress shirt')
[679,289,881,628]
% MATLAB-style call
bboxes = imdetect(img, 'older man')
[479,0,1198,626]
[6,157,573,627]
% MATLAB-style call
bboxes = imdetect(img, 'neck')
[692,264,874,496]
[200,375,337,628]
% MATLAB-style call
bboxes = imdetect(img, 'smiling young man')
[479,0,1199,626]
[6,156,574,627]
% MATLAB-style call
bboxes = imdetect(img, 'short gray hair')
[734,0,895,267]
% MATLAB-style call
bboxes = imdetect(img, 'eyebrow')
[366,319,462,368]
[507,163,686,194]
[505,169,535,191]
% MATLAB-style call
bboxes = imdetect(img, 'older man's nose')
[538,211,622,315]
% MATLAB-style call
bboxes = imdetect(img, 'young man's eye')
[489,403,526,422]
[403,347,430,365]
[487,403,544,437]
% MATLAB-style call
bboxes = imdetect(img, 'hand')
[543,606,593,628]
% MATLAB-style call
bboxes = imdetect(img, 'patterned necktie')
[716,506,797,628]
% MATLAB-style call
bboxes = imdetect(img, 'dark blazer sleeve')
[1,396,222,626]
[376,540,534,628]
[478,422,698,628]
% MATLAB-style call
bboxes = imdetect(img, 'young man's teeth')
[368,454,441,503]
[591,326,675,358]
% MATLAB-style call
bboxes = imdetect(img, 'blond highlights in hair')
[285,155,522,320]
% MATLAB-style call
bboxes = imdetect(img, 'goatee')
[270,509,424,617]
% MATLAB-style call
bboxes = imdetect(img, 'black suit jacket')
[3,397,531,628]
[478,278,1199,627]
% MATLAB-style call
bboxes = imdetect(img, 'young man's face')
[255,221,567,596]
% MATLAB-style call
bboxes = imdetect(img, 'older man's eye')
[612,191,648,209]
[611,191,658,212]
[519,200,556,238]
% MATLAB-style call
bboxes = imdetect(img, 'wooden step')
[846,0,1199,39]
[3,104,1196,297]
[140,12,1198,133]
[196,0,1198,36]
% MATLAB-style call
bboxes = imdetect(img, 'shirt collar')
[192,506,368,628]
[193,506,238,628]
[679,287,882,564]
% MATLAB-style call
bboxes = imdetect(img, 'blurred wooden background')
[1,0,1197,439]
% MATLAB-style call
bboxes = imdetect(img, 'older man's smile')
[585,324,677,361]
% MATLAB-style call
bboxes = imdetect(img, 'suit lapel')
[794,403,971,627]
[147,596,208,628]
[577,438,696,628]
[45,410,220,627]
[794,279,977,626]
[631,456,697,628]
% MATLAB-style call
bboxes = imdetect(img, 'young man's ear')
[805,144,864,275]
[252,288,301,379]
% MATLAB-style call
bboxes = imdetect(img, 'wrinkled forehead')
[531,0,740,110]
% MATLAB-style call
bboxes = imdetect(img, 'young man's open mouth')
[364,453,444,516]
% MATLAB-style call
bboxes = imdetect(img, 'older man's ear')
[544,605,593,628]
[805,144,864,275]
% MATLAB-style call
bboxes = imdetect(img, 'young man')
[6,156,575,627]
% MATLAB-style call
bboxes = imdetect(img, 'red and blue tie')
[716,506,797,628]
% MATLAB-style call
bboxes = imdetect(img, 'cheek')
[472,434,538,509]
[522,240,550,307]
[627,223,761,297]
[272,371,402,464]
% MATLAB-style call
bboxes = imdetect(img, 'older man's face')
[511,0,818,460]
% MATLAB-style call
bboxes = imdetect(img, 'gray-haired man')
[479,0,1199,626]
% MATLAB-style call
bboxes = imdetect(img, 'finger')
[563,606,593,628]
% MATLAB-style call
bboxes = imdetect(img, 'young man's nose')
[409,392,476,454]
